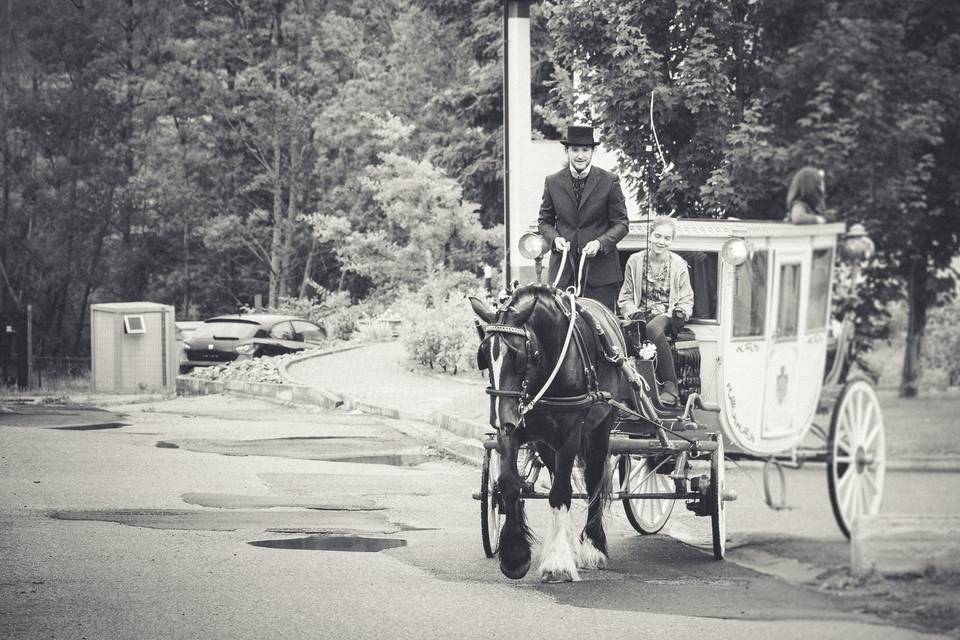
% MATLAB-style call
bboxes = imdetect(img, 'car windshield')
[191,320,260,340]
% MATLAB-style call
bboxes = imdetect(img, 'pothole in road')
[180,492,383,511]
[153,437,435,466]
[49,509,397,533]
[248,535,407,552]
[53,422,129,431]
[329,454,433,467]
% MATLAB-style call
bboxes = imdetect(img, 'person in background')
[617,216,694,406]
[786,166,830,224]
[537,124,629,311]
[482,263,494,298]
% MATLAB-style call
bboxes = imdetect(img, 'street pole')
[504,0,532,287]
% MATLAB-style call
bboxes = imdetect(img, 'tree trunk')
[267,127,284,307]
[267,6,284,308]
[299,235,317,298]
[280,134,300,300]
[182,222,191,318]
[899,258,927,398]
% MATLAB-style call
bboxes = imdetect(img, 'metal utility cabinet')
[90,302,177,392]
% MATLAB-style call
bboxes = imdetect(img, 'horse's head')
[470,286,557,431]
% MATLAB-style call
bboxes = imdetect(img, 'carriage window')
[806,248,833,331]
[777,263,801,339]
[676,251,718,320]
[732,251,768,338]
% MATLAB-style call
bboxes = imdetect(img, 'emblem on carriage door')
[776,366,788,404]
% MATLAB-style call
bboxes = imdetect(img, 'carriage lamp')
[841,223,875,262]
[720,237,750,267]
[518,232,550,283]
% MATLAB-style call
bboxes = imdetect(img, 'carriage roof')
[621,219,846,249]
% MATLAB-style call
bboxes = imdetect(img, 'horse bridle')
[480,289,612,428]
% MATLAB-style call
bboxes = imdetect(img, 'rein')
[485,254,607,423]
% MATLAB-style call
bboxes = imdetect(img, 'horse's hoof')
[500,560,530,580]
[539,568,579,583]
[577,538,608,570]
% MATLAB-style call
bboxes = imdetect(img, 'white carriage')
[476,219,884,558]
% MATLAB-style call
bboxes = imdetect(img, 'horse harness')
[479,290,623,430]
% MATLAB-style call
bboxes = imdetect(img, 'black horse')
[470,283,624,582]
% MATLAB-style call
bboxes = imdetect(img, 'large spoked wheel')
[480,447,502,558]
[618,455,676,534]
[708,434,726,560]
[827,377,886,539]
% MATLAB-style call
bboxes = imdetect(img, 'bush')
[923,296,960,386]
[395,271,485,375]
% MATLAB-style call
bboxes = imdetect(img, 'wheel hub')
[855,445,870,472]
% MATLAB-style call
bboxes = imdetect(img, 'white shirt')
[569,165,592,180]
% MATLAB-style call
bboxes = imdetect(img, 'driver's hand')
[582,240,601,257]
[554,237,570,251]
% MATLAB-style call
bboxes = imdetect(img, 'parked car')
[179,314,327,374]
[176,320,204,369]
[175,320,203,342]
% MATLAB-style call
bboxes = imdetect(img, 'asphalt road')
[1,395,956,639]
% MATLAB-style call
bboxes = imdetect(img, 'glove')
[672,309,688,331]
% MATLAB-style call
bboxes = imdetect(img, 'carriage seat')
[618,317,702,409]
[619,317,697,352]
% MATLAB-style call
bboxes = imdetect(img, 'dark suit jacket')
[537,166,629,287]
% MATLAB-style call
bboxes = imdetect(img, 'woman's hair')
[651,215,677,239]
[786,166,825,214]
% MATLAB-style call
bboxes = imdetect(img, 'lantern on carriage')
[518,232,551,283]
[840,223,875,262]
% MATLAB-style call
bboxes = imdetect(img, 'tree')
[308,115,501,295]
[544,0,960,395]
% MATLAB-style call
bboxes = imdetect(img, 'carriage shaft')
[609,437,719,455]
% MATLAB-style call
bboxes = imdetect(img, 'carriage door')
[761,249,807,439]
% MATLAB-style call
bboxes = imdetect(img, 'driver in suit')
[537,124,629,311]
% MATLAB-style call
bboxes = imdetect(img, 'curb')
[886,456,960,473]
[176,376,344,410]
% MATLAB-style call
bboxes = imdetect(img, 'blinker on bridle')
[482,323,534,378]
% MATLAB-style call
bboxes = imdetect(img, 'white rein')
[521,247,587,416]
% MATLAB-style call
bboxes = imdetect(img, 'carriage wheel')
[708,435,726,560]
[618,455,676,534]
[480,447,502,558]
[827,377,886,539]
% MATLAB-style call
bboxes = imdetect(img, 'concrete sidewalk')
[284,340,960,471]
[285,341,491,462]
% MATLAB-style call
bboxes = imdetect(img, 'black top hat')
[561,125,599,147]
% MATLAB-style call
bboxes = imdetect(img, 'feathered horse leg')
[496,431,533,579]
[538,422,582,583]
[578,409,615,570]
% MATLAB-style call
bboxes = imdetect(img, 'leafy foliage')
[394,269,486,375]
[1,0,501,362]
[922,295,960,387]
[544,0,960,393]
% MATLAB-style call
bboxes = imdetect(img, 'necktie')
[573,175,586,207]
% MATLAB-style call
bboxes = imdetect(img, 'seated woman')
[786,166,831,224]
[617,216,694,406]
